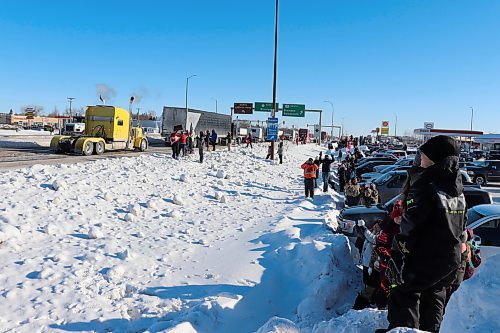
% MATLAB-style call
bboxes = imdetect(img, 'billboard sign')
[233,103,253,115]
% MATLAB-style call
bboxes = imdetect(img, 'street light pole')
[67,97,75,121]
[470,106,474,131]
[185,74,197,113]
[270,0,279,161]
[212,98,218,114]
[470,106,474,153]
[324,100,334,140]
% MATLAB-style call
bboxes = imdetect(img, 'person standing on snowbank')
[377,135,466,333]
[277,142,284,164]
[210,129,217,151]
[301,158,319,198]
[196,131,204,163]
[319,154,334,192]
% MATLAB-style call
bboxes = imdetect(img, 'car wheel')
[83,141,94,156]
[95,141,105,155]
[474,175,486,185]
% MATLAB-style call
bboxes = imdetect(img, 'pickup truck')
[464,160,500,185]
[334,186,493,237]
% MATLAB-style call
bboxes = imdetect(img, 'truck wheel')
[83,141,94,156]
[95,142,105,155]
[139,139,147,152]
[474,176,486,185]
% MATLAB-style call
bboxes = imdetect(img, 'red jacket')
[180,134,188,144]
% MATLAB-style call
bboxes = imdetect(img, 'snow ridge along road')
[0,143,361,332]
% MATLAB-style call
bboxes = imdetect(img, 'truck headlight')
[467,171,475,175]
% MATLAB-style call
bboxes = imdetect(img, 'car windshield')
[467,208,486,225]
[473,161,489,167]
[380,165,396,174]
[373,172,394,185]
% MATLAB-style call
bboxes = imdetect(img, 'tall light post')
[270,0,279,160]
[324,100,334,139]
[470,106,474,153]
[67,97,75,120]
[212,98,218,114]
[185,74,197,115]
[470,106,474,131]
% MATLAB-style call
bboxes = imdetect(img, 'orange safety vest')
[301,163,319,179]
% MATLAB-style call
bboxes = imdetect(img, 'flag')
[99,95,104,103]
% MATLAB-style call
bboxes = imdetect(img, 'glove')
[386,255,405,287]
[355,225,367,238]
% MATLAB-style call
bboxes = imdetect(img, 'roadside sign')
[233,103,253,114]
[382,121,389,127]
[255,102,278,112]
[282,104,305,117]
[267,117,278,141]
[424,122,434,130]
[381,127,389,135]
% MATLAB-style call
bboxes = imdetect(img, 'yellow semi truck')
[50,105,148,155]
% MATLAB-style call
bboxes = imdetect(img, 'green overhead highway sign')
[254,102,279,112]
[282,104,305,117]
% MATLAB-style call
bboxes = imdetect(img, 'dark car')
[466,204,500,246]
[487,150,500,160]
[355,160,396,177]
[464,160,500,185]
[356,156,397,166]
[335,186,492,237]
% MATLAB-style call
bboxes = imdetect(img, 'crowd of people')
[298,135,483,333]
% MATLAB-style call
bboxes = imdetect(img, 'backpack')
[464,240,482,280]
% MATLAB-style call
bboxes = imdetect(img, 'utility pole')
[470,106,474,154]
[395,115,398,137]
[185,75,197,115]
[212,98,218,114]
[470,107,474,131]
[270,0,279,161]
[324,100,334,140]
[67,97,75,121]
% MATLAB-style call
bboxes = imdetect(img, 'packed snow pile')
[440,253,500,332]
[0,141,497,333]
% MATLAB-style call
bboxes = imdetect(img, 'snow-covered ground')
[0,129,53,148]
[0,142,498,332]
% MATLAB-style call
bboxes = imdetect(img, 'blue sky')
[1,0,499,135]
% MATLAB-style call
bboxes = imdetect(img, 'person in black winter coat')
[378,135,466,333]
[338,161,348,192]
[313,154,321,188]
[319,154,334,192]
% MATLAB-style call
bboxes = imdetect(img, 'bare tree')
[47,106,60,117]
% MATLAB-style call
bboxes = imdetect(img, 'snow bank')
[312,308,388,333]
[255,316,300,333]
[441,253,500,332]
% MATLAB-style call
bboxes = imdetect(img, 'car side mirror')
[473,234,482,246]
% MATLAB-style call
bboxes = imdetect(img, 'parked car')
[487,150,500,160]
[373,157,414,173]
[370,169,476,204]
[459,161,479,169]
[355,160,397,178]
[466,204,500,246]
[335,186,493,237]
[361,165,412,184]
[356,156,398,166]
[385,149,408,159]
[464,160,500,185]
